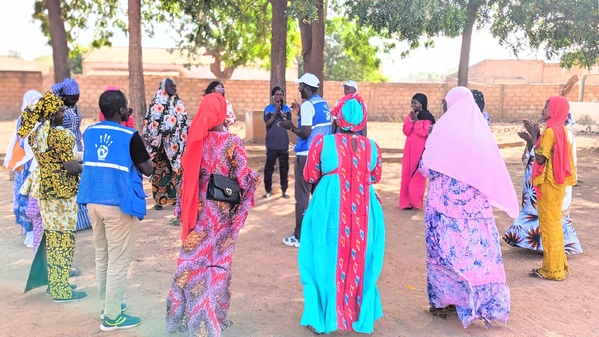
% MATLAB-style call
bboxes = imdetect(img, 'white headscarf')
[21,90,42,111]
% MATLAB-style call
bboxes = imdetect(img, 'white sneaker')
[283,236,300,248]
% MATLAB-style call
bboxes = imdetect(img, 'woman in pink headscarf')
[98,86,135,128]
[419,87,518,328]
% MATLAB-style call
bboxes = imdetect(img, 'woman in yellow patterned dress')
[528,96,576,281]
[20,92,87,302]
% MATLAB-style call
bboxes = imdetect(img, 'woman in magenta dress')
[299,97,385,334]
[420,87,519,328]
[166,93,258,337]
[399,93,435,210]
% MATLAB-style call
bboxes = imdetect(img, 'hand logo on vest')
[95,133,113,161]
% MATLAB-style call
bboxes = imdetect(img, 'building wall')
[2,71,599,123]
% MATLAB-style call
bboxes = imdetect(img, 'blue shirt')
[264,104,292,150]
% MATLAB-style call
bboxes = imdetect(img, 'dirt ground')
[1,121,598,337]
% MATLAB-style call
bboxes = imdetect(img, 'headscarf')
[51,78,80,96]
[179,93,227,240]
[532,96,572,186]
[471,90,485,112]
[17,92,64,154]
[21,90,42,111]
[412,93,436,124]
[331,93,367,132]
[421,86,519,218]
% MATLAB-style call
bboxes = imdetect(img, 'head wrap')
[51,78,80,96]
[532,96,572,187]
[21,90,42,111]
[179,93,227,240]
[412,93,436,124]
[421,86,519,218]
[331,93,367,132]
[17,92,64,154]
[160,78,175,91]
[471,90,485,112]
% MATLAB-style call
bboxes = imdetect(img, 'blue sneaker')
[100,303,128,319]
[53,290,87,303]
[100,313,141,332]
[283,235,300,248]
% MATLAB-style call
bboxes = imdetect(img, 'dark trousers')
[263,148,289,193]
[294,155,313,241]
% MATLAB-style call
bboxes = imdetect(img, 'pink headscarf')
[421,86,519,218]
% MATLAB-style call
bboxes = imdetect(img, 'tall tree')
[269,0,288,90]
[324,17,385,82]
[491,0,599,69]
[43,0,71,82]
[128,0,146,132]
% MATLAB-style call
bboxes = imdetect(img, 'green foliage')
[490,0,599,69]
[324,17,386,82]
[32,0,123,49]
[158,0,277,71]
[69,45,87,74]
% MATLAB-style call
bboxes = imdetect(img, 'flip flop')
[528,268,548,279]
[222,319,233,333]
[427,306,448,319]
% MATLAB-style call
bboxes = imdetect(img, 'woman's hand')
[409,110,418,122]
[517,131,533,151]
[63,160,83,175]
[523,119,540,140]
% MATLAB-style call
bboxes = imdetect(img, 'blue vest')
[294,95,331,153]
[77,121,147,220]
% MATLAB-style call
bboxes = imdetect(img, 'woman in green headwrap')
[20,92,87,302]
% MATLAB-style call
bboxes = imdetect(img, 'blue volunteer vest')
[77,121,147,220]
[294,94,332,153]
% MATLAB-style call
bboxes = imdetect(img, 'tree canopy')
[324,17,386,82]
[490,0,599,69]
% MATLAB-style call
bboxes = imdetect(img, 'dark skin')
[164,80,177,97]
[410,98,422,122]
[105,101,153,176]
[525,99,550,165]
[279,83,313,139]
[62,94,79,107]
[265,89,286,128]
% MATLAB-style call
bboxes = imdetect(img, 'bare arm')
[136,159,153,177]
[63,160,83,175]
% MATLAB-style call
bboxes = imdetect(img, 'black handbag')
[206,173,240,204]
[205,135,241,204]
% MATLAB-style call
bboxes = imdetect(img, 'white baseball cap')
[294,73,320,88]
[343,80,358,90]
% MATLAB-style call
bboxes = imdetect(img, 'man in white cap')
[332,80,367,136]
[279,73,332,248]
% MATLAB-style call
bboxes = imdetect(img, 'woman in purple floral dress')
[420,87,519,328]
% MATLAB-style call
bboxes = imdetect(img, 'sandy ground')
[1,121,598,337]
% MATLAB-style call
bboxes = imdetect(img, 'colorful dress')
[420,162,511,328]
[12,118,33,233]
[399,115,431,209]
[532,127,576,280]
[25,125,79,300]
[166,132,258,337]
[299,133,385,334]
[503,137,582,254]
[20,165,44,252]
[143,87,189,206]
[62,104,92,231]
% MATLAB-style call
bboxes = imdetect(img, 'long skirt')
[151,147,181,206]
[26,196,44,252]
[537,183,570,280]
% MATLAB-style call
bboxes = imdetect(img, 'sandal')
[306,325,323,335]
[427,306,448,319]
[154,204,163,210]
[528,268,548,279]
[222,319,233,332]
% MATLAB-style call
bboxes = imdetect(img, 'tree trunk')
[298,0,325,96]
[128,0,146,133]
[457,0,480,87]
[270,0,288,92]
[207,52,235,81]
[45,0,70,82]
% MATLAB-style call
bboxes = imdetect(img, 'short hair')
[271,86,284,96]
[99,90,127,119]
[205,81,223,95]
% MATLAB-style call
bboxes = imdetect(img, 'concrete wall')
[2,71,599,123]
